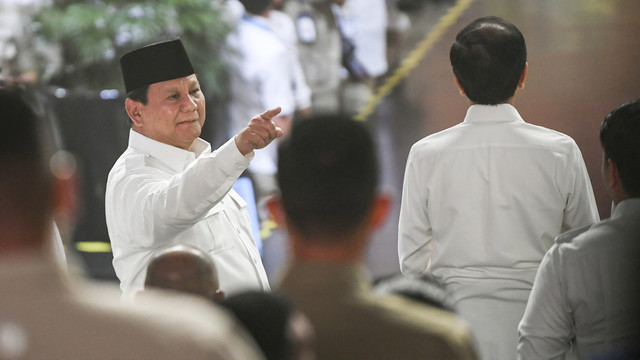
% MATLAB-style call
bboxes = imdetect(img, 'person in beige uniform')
[268,114,478,360]
[0,88,263,360]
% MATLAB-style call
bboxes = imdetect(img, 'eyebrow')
[161,78,200,94]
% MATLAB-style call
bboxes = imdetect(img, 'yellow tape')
[75,241,112,253]
[354,0,475,121]
[260,219,278,240]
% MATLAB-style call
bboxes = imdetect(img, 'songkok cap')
[120,39,195,93]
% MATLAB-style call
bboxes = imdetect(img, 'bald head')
[144,244,223,301]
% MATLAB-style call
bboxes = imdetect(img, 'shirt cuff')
[216,137,254,171]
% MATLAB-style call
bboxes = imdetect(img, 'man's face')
[135,74,205,150]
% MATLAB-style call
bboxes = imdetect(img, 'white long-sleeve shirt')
[398,104,599,360]
[518,199,640,360]
[106,130,270,298]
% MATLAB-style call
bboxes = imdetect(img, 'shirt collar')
[128,129,212,172]
[611,198,640,219]
[463,103,525,124]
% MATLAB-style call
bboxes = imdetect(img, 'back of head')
[450,16,527,105]
[600,99,640,198]
[277,115,379,239]
[221,291,314,360]
[239,0,273,15]
[374,274,456,313]
[144,244,221,301]
[0,88,52,247]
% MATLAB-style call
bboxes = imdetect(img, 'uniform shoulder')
[367,293,477,357]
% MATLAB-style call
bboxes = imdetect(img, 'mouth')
[176,119,198,126]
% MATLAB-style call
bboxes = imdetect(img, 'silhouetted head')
[450,16,527,105]
[276,114,379,240]
[144,244,224,302]
[600,99,640,199]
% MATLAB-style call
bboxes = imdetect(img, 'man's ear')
[453,74,465,96]
[50,151,78,227]
[266,195,287,228]
[368,193,391,230]
[605,158,620,189]
[125,98,144,127]
[518,62,528,90]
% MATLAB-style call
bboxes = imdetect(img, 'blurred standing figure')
[282,0,344,115]
[518,100,640,360]
[0,0,61,86]
[223,0,296,201]
[269,115,478,360]
[264,2,312,118]
[332,0,388,116]
[0,87,263,360]
[398,16,600,360]
[223,0,300,199]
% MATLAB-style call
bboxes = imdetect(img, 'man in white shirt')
[106,39,281,298]
[398,16,600,360]
[518,100,640,360]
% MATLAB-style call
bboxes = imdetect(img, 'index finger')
[258,107,282,121]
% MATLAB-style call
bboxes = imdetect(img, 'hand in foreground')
[235,107,284,156]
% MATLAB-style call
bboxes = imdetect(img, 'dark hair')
[450,16,527,105]
[220,291,295,360]
[127,84,150,104]
[277,115,379,239]
[374,274,456,313]
[239,0,273,15]
[0,87,52,234]
[600,99,640,197]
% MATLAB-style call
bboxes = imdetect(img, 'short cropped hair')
[277,115,379,239]
[127,85,150,104]
[600,99,640,197]
[450,16,527,105]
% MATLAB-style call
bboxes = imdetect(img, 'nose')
[181,93,198,112]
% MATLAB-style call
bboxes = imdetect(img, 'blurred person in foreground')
[144,244,225,302]
[0,87,264,360]
[398,16,599,360]
[106,39,281,299]
[268,115,478,360]
[518,100,640,360]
